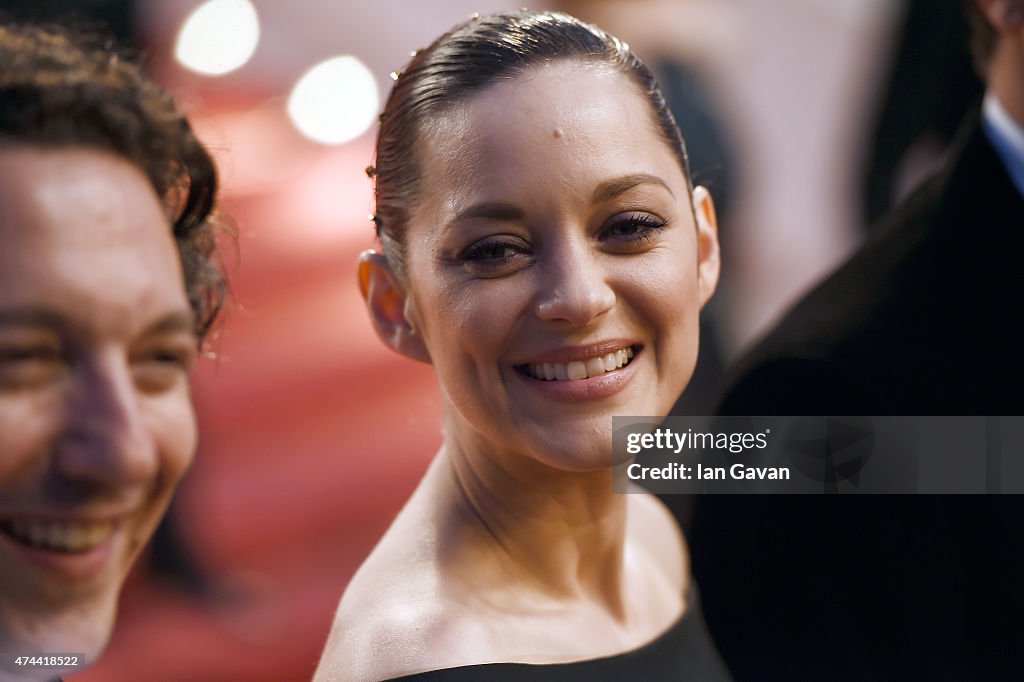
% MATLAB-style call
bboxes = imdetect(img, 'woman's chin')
[511,427,618,473]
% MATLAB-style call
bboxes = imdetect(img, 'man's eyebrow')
[0,307,196,336]
[141,311,197,336]
[0,307,68,329]
[591,173,674,204]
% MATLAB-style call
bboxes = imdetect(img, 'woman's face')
[370,61,718,470]
[0,147,198,662]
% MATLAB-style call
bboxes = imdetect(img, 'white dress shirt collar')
[982,91,1024,199]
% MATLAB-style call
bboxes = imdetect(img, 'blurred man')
[690,1,1024,679]
[0,23,226,680]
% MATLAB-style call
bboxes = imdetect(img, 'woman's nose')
[54,356,158,491]
[534,245,616,327]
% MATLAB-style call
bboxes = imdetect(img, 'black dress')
[389,590,730,681]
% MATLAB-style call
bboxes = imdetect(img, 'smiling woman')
[0,23,226,680]
[313,11,727,682]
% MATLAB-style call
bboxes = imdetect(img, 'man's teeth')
[525,347,635,381]
[1,518,115,553]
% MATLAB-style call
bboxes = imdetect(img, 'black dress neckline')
[388,587,730,681]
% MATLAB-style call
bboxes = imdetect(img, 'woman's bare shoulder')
[313,485,493,682]
[313,539,487,681]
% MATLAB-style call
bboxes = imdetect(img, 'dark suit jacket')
[689,110,1024,680]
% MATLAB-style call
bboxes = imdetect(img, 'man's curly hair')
[0,22,227,341]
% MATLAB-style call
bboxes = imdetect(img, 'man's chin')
[0,601,116,676]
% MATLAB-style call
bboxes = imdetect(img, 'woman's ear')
[692,185,721,307]
[357,250,431,363]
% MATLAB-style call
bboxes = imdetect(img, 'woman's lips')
[513,345,641,402]
[518,346,635,381]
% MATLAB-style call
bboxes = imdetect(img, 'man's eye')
[0,346,65,387]
[131,345,197,393]
[151,350,191,366]
[142,345,197,371]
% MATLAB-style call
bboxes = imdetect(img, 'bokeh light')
[286,56,379,145]
[175,0,260,76]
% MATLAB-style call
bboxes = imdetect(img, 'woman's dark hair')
[0,22,227,341]
[371,10,693,275]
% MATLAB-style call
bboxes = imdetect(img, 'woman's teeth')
[1,518,116,553]
[523,347,635,381]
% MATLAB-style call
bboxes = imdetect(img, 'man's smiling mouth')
[0,518,117,554]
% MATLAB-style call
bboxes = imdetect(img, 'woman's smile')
[511,341,642,403]
[517,343,638,382]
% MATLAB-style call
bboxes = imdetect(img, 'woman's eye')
[464,242,515,261]
[601,212,666,248]
[459,237,531,275]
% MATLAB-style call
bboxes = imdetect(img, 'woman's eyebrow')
[592,173,674,203]
[447,173,673,229]
[450,201,524,226]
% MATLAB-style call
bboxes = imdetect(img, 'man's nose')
[533,243,616,327]
[54,354,158,490]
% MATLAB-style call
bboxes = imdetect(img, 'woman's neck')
[429,424,632,620]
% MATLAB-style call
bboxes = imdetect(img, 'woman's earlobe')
[357,250,431,363]
[357,250,379,301]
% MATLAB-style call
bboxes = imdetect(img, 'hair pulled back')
[371,10,693,275]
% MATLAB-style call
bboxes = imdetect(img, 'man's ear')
[357,250,431,363]
[977,0,1024,31]
[692,185,721,307]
